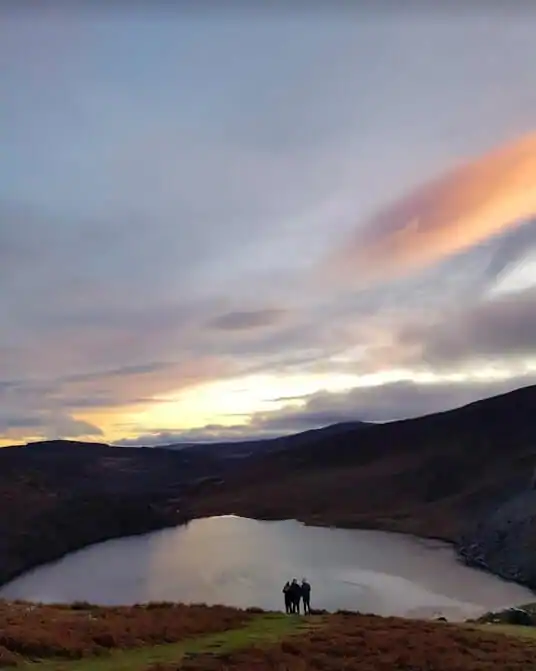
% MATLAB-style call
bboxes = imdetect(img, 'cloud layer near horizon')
[119,373,536,447]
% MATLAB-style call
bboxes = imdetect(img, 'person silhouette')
[301,578,311,614]
[282,581,292,614]
[290,578,301,614]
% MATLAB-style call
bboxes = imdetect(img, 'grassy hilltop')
[2,600,536,670]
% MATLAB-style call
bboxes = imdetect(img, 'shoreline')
[2,511,533,604]
[0,512,451,590]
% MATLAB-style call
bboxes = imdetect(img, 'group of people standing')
[283,578,311,615]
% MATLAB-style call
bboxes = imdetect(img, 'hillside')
[157,421,368,459]
[185,384,536,585]
[1,600,536,671]
[187,384,536,534]
[2,384,536,590]
[0,441,233,587]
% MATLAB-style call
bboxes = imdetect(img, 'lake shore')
[0,500,455,592]
[3,514,534,623]
[4,481,536,605]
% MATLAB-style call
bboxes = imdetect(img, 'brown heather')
[156,613,536,671]
[0,600,252,660]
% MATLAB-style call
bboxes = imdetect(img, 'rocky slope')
[458,487,536,586]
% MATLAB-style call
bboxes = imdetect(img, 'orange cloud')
[326,132,536,283]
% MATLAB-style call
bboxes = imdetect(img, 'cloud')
[41,415,104,440]
[118,373,536,446]
[325,132,536,285]
[0,373,104,441]
[0,407,103,442]
[400,286,536,368]
[2,204,534,444]
[4,13,536,444]
[56,359,233,408]
[481,218,536,295]
[0,358,231,443]
[282,377,534,424]
[208,309,288,331]
[4,215,534,445]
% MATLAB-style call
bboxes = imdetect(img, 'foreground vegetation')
[3,601,536,670]
[0,601,257,666]
[174,611,536,670]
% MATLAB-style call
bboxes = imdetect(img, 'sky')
[3,5,536,446]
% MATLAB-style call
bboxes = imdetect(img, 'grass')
[5,601,536,670]
[26,612,317,671]
[469,602,536,641]
[151,612,536,671]
[473,623,536,640]
[0,601,254,664]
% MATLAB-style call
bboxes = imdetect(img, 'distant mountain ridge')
[155,421,370,458]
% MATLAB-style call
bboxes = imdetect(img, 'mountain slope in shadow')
[186,384,536,542]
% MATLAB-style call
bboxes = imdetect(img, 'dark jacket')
[289,581,301,602]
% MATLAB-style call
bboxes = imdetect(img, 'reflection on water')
[0,516,533,620]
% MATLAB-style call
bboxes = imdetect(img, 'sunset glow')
[3,10,536,445]
[329,133,536,283]
[116,373,362,433]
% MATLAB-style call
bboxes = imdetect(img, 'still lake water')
[1,516,533,620]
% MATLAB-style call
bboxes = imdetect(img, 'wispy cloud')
[325,133,536,286]
[207,309,288,331]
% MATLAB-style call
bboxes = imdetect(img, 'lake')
[0,516,533,620]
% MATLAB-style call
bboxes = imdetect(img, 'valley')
[1,384,536,591]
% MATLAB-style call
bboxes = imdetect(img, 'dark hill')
[0,440,237,587]
[1,384,536,590]
[159,421,369,459]
[185,384,536,559]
